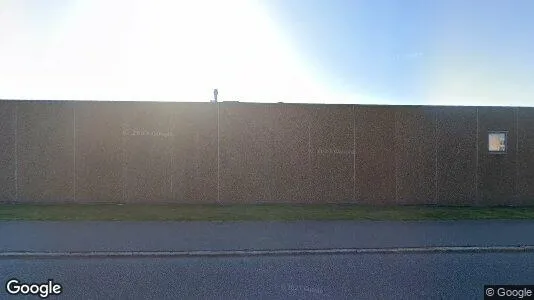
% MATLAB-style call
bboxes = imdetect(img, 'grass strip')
[2,204,534,221]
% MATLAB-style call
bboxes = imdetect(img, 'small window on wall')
[488,131,507,153]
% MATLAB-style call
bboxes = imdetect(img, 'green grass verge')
[2,204,534,221]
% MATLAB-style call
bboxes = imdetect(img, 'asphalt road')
[2,221,534,299]
[2,220,534,252]
[1,252,533,299]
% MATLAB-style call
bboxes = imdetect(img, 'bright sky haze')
[1,0,533,105]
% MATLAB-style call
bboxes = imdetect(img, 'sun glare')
[0,0,337,103]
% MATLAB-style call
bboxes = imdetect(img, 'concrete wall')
[75,101,217,203]
[219,102,273,203]
[17,101,75,202]
[2,100,534,206]
[518,107,534,205]
[0,101,16,202]
[436,107,478,205]
[395,107,437,205]
[354,106,396,205]
[75,102,123,203]
[271,104,313,203]
[310,105,355,203]
[477,107,518,205]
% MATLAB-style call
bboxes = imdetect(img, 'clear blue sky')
[265,0,534,105]
[1,0,533,105]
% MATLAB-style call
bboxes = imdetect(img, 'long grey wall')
[1,100,534,206]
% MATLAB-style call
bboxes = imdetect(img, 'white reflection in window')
[488,132,507,152]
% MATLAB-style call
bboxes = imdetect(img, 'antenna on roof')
[212,89,218,103]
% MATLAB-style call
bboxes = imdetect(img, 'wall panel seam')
[435,110,438,204]
[73,106,76,202]
[217,103,220,204]
[395,110,399,204]
[14,104,18,202]
[353,105,356,202]
[475,107,479,205]
[516,107,519,200]
[122,119,127,203]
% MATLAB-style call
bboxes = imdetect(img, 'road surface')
[2,220,534,252]
[2,220,534,299]
[1,252,533,299]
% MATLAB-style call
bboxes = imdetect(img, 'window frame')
[488,130,508,154]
